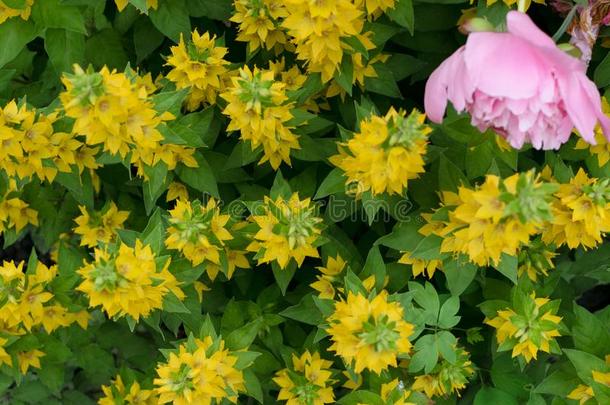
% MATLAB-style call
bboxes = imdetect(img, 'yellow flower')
[330,109,430,197]
[0,196,38,232]
[0,0,33,24]
[166,30,229,111]
[73,202,129,248]
[575,98,610,167]
[426,171,555,266]
[485,293,561,363]
[326,290,414,374]
[247,193,323,269]
[517,241,556,282]
[221,66,299,169]
[273,350,335,404]
[355,0,396,18]
[398,252,442,279]
[114,0,158,12]
[166,182,189,202]
[77,240,184,320]
[0,260,87,334]
[411,346,474,398]
[310,255,346,299]
[380,379,415,405]
[206,248,250,281]
[231,0,289,53]
[17,349,45,374]
[154,336,245,405]
[542,168,610,250]
[567,384,594,404]
[99,375,159,405]
[60,65,191,177]
[282,0,372,82]
[165,199,233,274]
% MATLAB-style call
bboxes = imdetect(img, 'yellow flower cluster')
[166,30,230,111]
[398,253,443,279]
[0,260,89,336]
[273,350,335,405]
[231,0,289,53]
[310,254,346,299]
[99,375,158,405]
[73,202,129,248]
[153,336,245,405]
[60,65,197,178]
[485,293,562,363]
[282,0,372,82]
[517,241,556,282]
[411,346,475,398]
[542,169,610,250]
[165,199,240,279]
[355,0,396,18]
[326,290,414,374]
[0,100,98,182]
[114,0,158,12]
[568,355,610,404]
[77,240,184,320]
[423,171,555,266]
[575,98,610,167]
[222,66,299,169]
[331,108,430,197]
[0,192,37,234]
[0,0,33,24]
[247,193,323,269]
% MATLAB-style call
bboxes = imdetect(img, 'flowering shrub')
[1,1,610,404]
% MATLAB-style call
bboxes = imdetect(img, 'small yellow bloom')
[567,384,594,404]
[73,202,129,248]
[99,375,158,405]
[485,293,561,363]
[310,255,346,299]
[247,193,323,269]
[326,290,414,374]
[114,0,158,12]
[399,252,442,279]
[77,240,184,320]
[231,0,289,53]
[17,349,45,374]
[331,108,430,197]
[411,346,474,398]
[273,350,335,404]
[221,66,299,169]
[0,0,33,24]
[166,30,229,111]
[154,336,245,405]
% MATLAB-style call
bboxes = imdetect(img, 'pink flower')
[424,11,610,150]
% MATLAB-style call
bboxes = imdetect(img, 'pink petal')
[506,11,556,50]
[464,33,546,99]
[424,48,467,122]
[559,72,602,144]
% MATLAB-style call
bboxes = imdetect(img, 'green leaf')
[438,154,469,192]
[140,208,166,254]
[162,293,190,314]
[387,0,414,34]
[280,294,324,326]
[272,261,297,296]
[495,253,518,284]
[337,391,384,405]
[31,0,86,33]
[438,296,460,329]
[143,162,170,215]
[335,55,354,96]
[149,0,191,43]
[409,281,440,325]
[473,387,518,405]
[410,234,443,260]
[133,17,165,62]
[152,87,189,116]
[55,166,94,208]
[225,319,262,350]
[0,19,37,68]
[444,257,477,296]
[595,50,610,88]
[572,304,610,358]
[270,170,292,200]
[85,28,129,70]
[187,0,233,19]
[45,29,85,74]
[243,369,264,403]
[175,152,219,198]
[564,349,608,384]
[364,64,402,98]
[361,246,386,292]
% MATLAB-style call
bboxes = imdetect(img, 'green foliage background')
[0,0,609,404]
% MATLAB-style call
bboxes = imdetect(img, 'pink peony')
[424,11,610,150]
